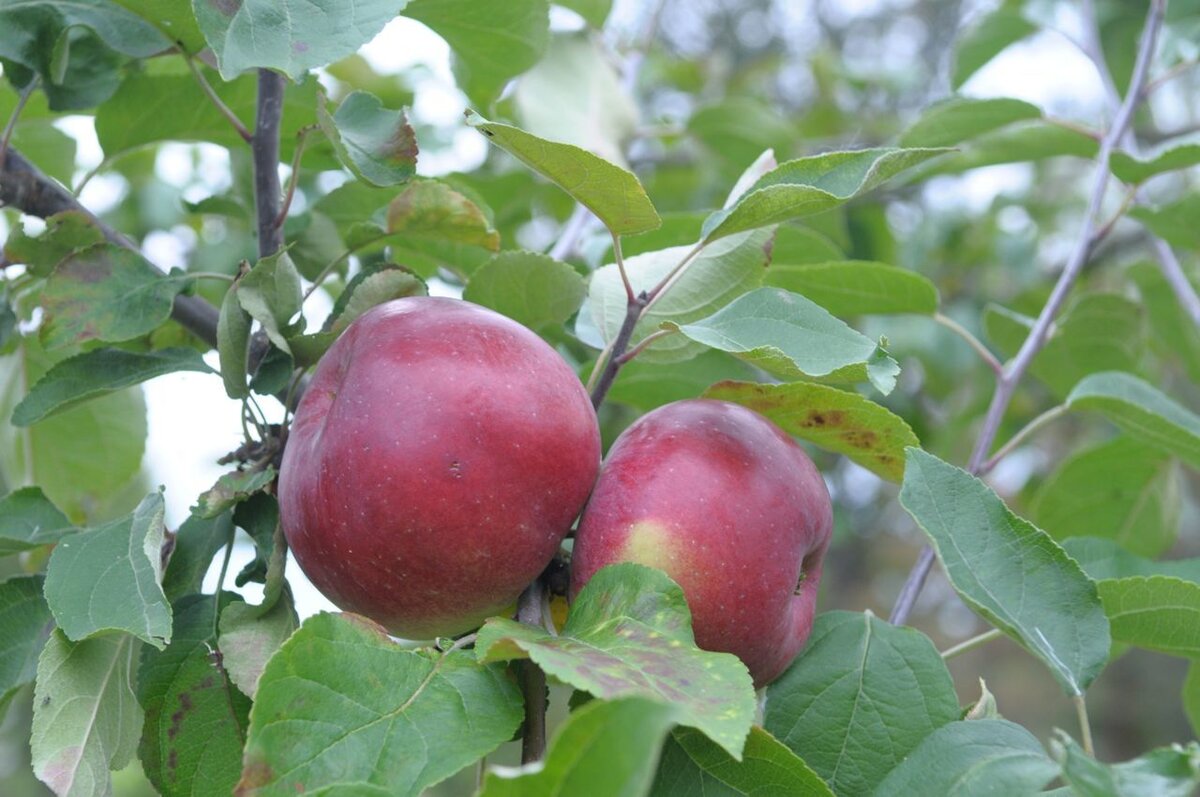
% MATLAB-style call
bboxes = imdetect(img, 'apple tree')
[1,0,1200,795]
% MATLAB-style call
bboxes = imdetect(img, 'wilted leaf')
[318,90,417,186]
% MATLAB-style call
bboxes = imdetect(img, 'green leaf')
[1098,576,1200,658]
[763,611,961,796]
[1130,195,1200,251]
[951,5,1037,89]
[289,265,427,366]
[218,590,298,698]
[770,225,846,264]
[95,70,325,162]
[481,697,678,797]
[0,576,52,719]
[899,448,1111,695]
[556,0,611,27]
[163,511,234,603]
[467,111,660,236]
[874,719,1059,796]
[464,251,586,331]
[900,97,1041,148]
[476,563,756,758]
[651,726,834,797]
[31,630,143,797]
[0,337,147,520]
[286,211,345,281]
[44,492,172,649]
[238,612,522,796]
[108,0,207,53]
[0,487,74,556]
[404,0,549,107]
[1032,438,1179,558]
[703,380,918,482]
[1129,261,1200,385]
[13,347,215,427]
[688,100,797,172]
[1111,143,1200,184]
[1066,371,1200,469]
[385,178,501,249]
[606,351,757,413]
[585,229,771,363]
[1056,733,1200,797]
[764,260,939,317]
[512,33,637,167]
[985,295,1145,400]
[2,212,106,279]
[318,89,417,187]
[139,594,251,797]
[700,148,948,244]
[195,467,276,520]
[670,287,900,394]
[218,279,252,400]
[920,121,1099,175]
[236,252,302,354]
[1061,537,1200,584]
[40,244,191,350]
[193,0,411,79]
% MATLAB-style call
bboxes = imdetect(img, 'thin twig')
[616,326,676,364]
[516,581,547,764]
[978,405,1067,476]
[933,312,1002,375]
[189,271,237,283]
[890,0,1166,627]
[941,628,1004,660]
[184,54,252,143]
[612,232,635,304]
[275,125,320,228]
[1073,694,1095,756]
[0,76,39,168]
[547,203,594,261]
[1142,57,1199,97]
[211,532,236,636]
[590,296,648,409]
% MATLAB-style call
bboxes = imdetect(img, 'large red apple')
[279,297,601,638]
[570,399,832,685]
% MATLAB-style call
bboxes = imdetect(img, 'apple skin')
[279,296,601,639]
[570,399,832,686]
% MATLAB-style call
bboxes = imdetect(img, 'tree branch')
[515,580,547,764]
[889,0,1166,627]
[0,147,221,346]
[253,70,286,259]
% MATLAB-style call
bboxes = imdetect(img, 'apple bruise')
[571,399,832,686]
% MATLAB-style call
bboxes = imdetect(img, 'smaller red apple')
[570,399,833,686]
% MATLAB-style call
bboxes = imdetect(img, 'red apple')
[279,297,601,638]
[570,399,832,686]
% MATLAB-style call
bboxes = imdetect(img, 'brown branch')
[0,147,220,346]
[253,70,286,259]
[515,580,547,764]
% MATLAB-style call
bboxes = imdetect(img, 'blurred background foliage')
[1,0,1199,793]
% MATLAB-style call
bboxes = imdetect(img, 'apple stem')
[516,579,549,764]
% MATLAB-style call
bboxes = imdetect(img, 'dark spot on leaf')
[840,429,879,449]
[211,0,242,16]
[341,612,392,640]
[382,117,419,164]
[802,409,846,428]
[235,760,273,795]
[167,749,178,771]
[292,40,309,53]
[200,675,215,688]
[482,129,494,137]
[168,692,195,740]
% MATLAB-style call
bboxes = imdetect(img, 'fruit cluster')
[279,297,832,685]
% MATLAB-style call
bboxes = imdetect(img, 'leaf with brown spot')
[3,212,106,279]
[317,89,418,186]
[40,244,192,351]
[476,563,756,759]
[385,178,501,251]
[139,594,250,797]
[703,380,919,482]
